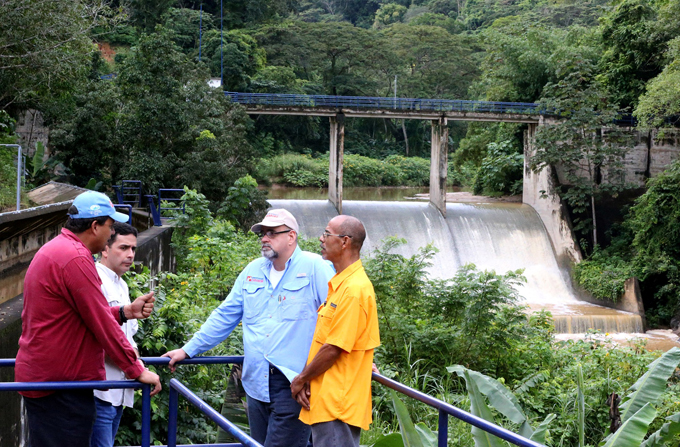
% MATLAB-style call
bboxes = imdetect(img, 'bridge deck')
[225,92,545,123]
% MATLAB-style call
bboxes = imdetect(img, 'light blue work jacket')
[182,246,335,402]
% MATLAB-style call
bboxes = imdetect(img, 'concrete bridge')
[225,92,548,215]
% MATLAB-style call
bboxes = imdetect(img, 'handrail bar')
[168,378,261,447]
[0,356,544,447]
[372,372,545,447]
[224,91,551,116]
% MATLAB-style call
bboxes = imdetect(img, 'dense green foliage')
[256,153,432,187]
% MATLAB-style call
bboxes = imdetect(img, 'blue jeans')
[90,397,124,447]
[246,365,311,447]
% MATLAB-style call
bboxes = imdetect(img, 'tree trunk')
[401,119,409,156]
[591,194,598,247]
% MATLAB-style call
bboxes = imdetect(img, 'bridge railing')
[1,356,544,447]
[225,92,549,116]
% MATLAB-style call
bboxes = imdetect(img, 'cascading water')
[269,199,643,334]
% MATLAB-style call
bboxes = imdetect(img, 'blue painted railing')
[145,188,186,227]
[1,356,543,447]
[225,92,547,116]
[113,180,143,207]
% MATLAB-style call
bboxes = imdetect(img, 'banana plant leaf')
[371,433,406,447]
[390,390,425,447]
[415,422,438,447]
[640,412,680,447]
[449,365,532,439]
[462,370,507,447]
[601,403,657,447]
[619,347,680,424]
[530,414,556,444]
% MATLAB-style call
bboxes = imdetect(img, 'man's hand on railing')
[137,369,162,396]
[125,291,156,320]
[161,349,187,373]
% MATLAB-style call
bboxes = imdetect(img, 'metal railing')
[1,356,543,447]
[113,180,143,207]
[225,92,548,116]
[145,188,186,227]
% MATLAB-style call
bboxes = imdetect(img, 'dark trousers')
[246,365,311,447]
[24,390,96,447]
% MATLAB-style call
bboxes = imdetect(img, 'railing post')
[438,409,448,447]
[328,113,345,214]
[141,384,151,447]
[429,117,448,217]
[168,384,179,447]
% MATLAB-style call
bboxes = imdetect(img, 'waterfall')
[270,199,643,333]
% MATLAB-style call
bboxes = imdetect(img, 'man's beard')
[261,244,279,260]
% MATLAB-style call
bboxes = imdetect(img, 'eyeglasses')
[257,229,292,239]
[321,231,353,240]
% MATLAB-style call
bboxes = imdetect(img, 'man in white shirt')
[91,222,146,447]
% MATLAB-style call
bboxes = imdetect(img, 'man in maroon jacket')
[15,191,161,447]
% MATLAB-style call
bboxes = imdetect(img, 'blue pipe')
[142,384,151,447]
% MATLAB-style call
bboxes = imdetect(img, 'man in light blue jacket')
[163,209,334,447]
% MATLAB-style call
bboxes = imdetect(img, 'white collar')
[96,262,122,282]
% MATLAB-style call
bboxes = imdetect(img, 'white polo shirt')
[94,263,138,408]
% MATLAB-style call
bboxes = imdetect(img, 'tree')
[634,36,680,128]
[373,3,407,28]
[115,28,255,201]
[531,57,632,248]
[597,0,680,110]
[0,0,113,109]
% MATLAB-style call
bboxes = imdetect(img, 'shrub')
[473,140,523,196]
[573,248,633,301]
[384,155,430,186]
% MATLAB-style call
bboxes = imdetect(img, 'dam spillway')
[269,199,643,334]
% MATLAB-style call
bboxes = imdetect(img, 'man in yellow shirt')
[291,215,380,447]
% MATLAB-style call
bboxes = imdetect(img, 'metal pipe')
[142,384,151,447]
[168,386,179,447]
[438,409,448,447]
[0,380,142,391]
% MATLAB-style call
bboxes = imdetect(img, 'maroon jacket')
[15,228,144,398]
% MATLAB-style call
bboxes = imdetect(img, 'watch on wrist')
[119,306,128,324]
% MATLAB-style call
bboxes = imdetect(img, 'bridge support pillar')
[329,113,345,214]
[430,117,448,217]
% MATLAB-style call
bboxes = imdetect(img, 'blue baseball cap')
[69,191,129,223]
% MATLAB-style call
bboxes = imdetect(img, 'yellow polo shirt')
[299,260,380,430]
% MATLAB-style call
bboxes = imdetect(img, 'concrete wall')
[553,129,680,188]
[523,122,584,268]
[0,296,25,447]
